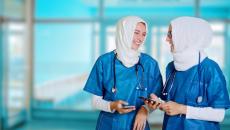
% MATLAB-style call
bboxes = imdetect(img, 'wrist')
[180,104,187,115]
[110,102,116,111]
[141,106,149,116]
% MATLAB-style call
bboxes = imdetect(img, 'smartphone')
[139,96,155,102]
[139,96,165,104]
[122,104,135,109]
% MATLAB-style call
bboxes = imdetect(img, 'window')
[5,22,27,127]
[35,0,99,19]
[34,24,94,110]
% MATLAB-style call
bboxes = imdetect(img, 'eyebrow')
[135,30,146,33]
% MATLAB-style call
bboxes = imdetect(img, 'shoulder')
[96,51,114,64]
[200,57,224,79]
[201,57,222,72]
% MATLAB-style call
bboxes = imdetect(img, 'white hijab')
[115,16,148,68]
[171,16,213,71]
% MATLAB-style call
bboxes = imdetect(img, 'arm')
[133,106,149,130]
[160,101,225,122]
[92,95,135,114]
[92,95,113,113]
[186,106,225,122]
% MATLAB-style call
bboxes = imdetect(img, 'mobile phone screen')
[122,105,135,109]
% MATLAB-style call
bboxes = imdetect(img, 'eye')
[134,32,139,35]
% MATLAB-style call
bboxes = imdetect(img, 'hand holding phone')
[122,104,136,109]
[139,96,165,105]
[139,96,156,104]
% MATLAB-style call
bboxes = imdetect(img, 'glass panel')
[0,22,3,130]
[104,0,194,18]
[5,22,27,127]
[207,22,225,69]
[206,36,224,69]
[0,1,3,16]
[3,0,25,19]
[35,0,99,19]
[106,26,116,52]
[34,24,94,110]
[151,26,172,81]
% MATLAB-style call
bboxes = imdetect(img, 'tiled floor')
[13,119,230,130]
[14,119,163,130]
[15,119,96,130]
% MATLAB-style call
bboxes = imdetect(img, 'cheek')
[133,35,137,41]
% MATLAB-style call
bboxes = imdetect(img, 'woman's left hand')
[160,101,187,116]
[133,106,148,130]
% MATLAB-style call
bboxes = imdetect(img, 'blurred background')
[0,0,230,130]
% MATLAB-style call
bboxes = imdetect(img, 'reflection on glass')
[4,0,25,19]
[206,36,224,68]
[6,23,26,127]
[106,26,116,52]
[34,24,93,110]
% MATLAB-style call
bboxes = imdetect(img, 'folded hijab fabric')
[115,16,148,68]
[171,16,213,71]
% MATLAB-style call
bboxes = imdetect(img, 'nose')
[166,36,170,42]
[165,37,169,42]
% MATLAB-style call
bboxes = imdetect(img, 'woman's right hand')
[144,94,161,110]
[110,100,135,114]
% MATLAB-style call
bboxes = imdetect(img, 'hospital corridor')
[0,0,230,130]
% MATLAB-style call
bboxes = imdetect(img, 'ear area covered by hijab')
[115,16,148,68]
[170,16,213,71]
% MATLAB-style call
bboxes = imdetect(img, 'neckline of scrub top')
[113,51,144,69]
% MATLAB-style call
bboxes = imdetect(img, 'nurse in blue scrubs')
[83,16,162,130]
[147,16,230,130]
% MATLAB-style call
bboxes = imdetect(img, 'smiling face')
[131,22,147,50]
[166,24,175,52]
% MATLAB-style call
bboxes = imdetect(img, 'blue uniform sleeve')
[83,57,103,96]
[148,62,163,97]
[206,65,230,109]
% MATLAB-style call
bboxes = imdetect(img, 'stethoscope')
[161,52,203,104]
[112,52,145,93]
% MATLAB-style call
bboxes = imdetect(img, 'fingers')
[133,122,145,130]
[160,102,175,116]
[147,101,161,110]
[118,100,128,105]
[141,122,146,130]
[133,120,137,130]
[117,108,134,114]
[150,93,158,100]
[116,100,135,114]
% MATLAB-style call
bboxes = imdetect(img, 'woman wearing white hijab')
[146,16,230,130]
[84,16,163,130]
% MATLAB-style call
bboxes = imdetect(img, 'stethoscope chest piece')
[112,87,116,93]
[197,96,203,103]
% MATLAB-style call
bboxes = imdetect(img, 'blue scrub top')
[84,51,163,130]
[161,57,230,130]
